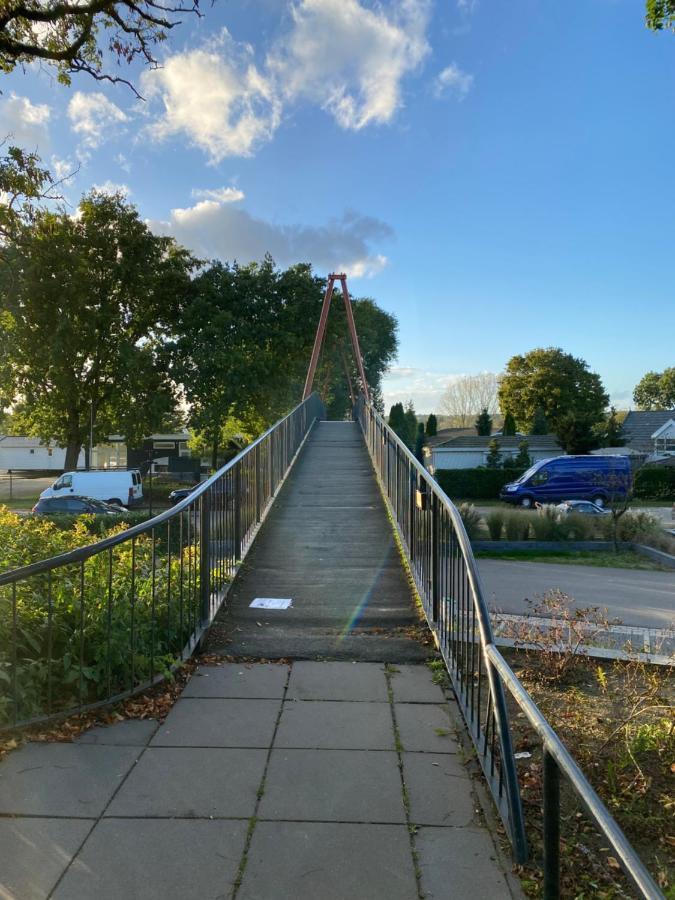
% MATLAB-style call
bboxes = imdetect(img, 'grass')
[475,548,672,570]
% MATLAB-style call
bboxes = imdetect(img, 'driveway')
[477,558,675,630]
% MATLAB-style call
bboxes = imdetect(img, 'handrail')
[0,393,325,730]
[355,397,663,899]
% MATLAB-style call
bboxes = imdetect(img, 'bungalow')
[424,433,564,472]
[0,436,84,472]
[621,410,675,461]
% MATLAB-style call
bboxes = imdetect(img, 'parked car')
[500,455,631,508]
[555,500,610,517]
[32,496,126,516]
[168,486,197,505]
[39,469,143,507]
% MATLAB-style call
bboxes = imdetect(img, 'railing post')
[234,464,242,560]
[431,492,440,622]
[543,749,561,900]
[199,491,211,625]
[255,443,262,522]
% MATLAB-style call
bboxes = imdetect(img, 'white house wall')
[0,446,85,472]
[431,447,564,471]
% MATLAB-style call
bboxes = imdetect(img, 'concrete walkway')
[212,421,428,662]
[0,662,515,899]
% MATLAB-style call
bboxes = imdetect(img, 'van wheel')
[520,496,533,508]
[592,495,605,508]
[108,498,123,506]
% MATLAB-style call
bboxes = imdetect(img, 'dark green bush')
[434,467,526,500]
[633,466,675,500]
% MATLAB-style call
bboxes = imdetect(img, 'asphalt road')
[478,558,675,630]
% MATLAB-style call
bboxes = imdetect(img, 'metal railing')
[0,393,324,731]
[356,398,663,900]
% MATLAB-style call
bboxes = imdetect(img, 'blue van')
[500,455,632,508]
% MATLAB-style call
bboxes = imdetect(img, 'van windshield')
[513,463,542,485]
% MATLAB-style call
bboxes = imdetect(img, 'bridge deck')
[210,420,428,661]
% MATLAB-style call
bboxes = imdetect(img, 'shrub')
[486,510,505,540]
[457,503,483,541]
[504,510,531,540]
[435,467,526,500]
[530,505,565,541]
[560,512,595,541]
[633,466,675,501]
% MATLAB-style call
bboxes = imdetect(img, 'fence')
[355,398,663,900]
[0,393,325,731]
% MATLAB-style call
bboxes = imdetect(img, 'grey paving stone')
[0,743,139,816]
[388,664,447,704]
[105,747,266,818]
[416,826,512,898]
[259,749,405,823]
[395,703,459,753]
[182,663,289,698]
[402,753,476,827]
[0,817,93,900]
[76,719,159,745]
[238,821,418,900]
[150,698,281,747]
[275,701,395,750]
[286,661,388,701]
[53,818,248,900]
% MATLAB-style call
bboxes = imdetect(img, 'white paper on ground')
[250,598,293,610]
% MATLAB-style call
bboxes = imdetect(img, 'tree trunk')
[64,441,82,470]
[211,431,219,471]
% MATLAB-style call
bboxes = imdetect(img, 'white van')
[40,470,143,506]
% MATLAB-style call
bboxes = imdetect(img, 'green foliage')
[633,466,675,500]
[0,146,57,243]
[0,192,196,468]
[503,510,531,541]
[502,411,517,435]
[498,347,608,453]
[474,407,492,436]
[599,407,626,447]
[514,440,531,469]
[403,401,417,449]
[530,505,565,541]
[486,510,505,540]
[485,437,502,468]
[388,403,407,442]
[434,467,526,500]
[646,0,675,30]
[530,406,549,435]
[633,367,675,410]
[414,422,426,463]
[457,503,482,541]
[560,512,595,541]
[425,413,438,437]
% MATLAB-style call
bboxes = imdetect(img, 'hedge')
[434,467,526,500]
[633,466,675,500]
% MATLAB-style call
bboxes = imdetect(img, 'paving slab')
[388,665,447,704]
[286,661,388,701]
[0,743,139,816]
[53,818,248,900]
[275,700,395,750]
[402,752,475,827]
[150,698,281,747]
[76,719,159,745]
[416,826,513,898]
[395,703,459,754]
[0,817,93,900]
[238,821,419,900]
[182,663,289,699]
[259,749,406,823]
[106,747,266,818]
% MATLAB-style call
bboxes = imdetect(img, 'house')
[0,436,84,472]
[425,434,564,472]
[621,410,675,461]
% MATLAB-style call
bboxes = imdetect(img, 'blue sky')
[2,0,674,412]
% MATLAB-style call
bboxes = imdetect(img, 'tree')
[502,411,517,435]
[388,402,406,434]
[441,372,499,426]
[514,440,531,469]
[599,407,626,448]
[498,347,608,453]
[530,406,548,435]
[0,191,195,468]
[414,422,426,464]
[633,367,675,410]
[475,408,492,436]
[646,0,675,30]
[403,400,418,450]
[0,0,203,93]
[425,413,438,437]
[485,438,502,469]
[0,145,62,244]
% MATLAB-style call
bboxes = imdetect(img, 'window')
[65,499,86,512]
[54,474,73,490]
[531,470,548,485]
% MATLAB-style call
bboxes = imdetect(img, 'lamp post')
[88,400,94,471]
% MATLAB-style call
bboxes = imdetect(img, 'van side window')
[54,474,72,490]
[531,470,548,485]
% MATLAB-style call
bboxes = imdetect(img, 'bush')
[486,510,505,540]
[599,509,671,551]
[530,505,565,541]
[435,467,526,500]
[560,512,595,541]
[504,510,531,540]
[633,466,675,500]
[457,503,483,541]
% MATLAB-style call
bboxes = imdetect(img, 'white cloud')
[115,153,131,173]
[142,30,281,162]
[148,196,391,276]
[0,93,50,151]
[270,0,431,130]
[67,92,127,149]
[434,63,474,100]
[92,181,131,197]
[192,186,245,203]
[382,366,463,412]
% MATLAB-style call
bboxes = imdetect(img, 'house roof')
[622,410,675,450]
[432,434,561,450]
[425,428,476,448]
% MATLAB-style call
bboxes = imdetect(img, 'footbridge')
[0,395,663,899]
